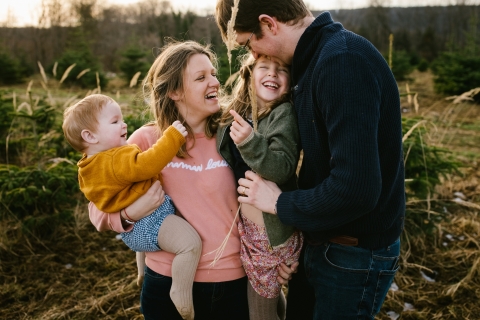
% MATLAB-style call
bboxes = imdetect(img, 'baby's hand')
[172,120,188,138]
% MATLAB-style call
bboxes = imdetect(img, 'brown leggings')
[247,280,286,320]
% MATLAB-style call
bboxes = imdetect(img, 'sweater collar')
[291,11,343,86]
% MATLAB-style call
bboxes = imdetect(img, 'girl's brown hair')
[220,54,290,126]
[143,40,221,158]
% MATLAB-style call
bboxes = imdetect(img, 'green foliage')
[417,59,429,72]
[0,51,24,84]
[118,46,150,82]
[53,29,107,88]
[124,112,153,137]
[55,49,107,88]
[402,117,461,235]
[0,162,78,236]
[0,93,63,164]
[403,117,460,200]
[0,92,15,140]
[389,50,415,81]
[214,45,243,88]
[431,52,480,100]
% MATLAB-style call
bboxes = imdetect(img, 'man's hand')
[237,170,282,214]
[229,110,253,145]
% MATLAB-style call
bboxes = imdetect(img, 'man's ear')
[81,129,98,144]
[258,14,278,35]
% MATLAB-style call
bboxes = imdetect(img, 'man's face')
[236,30,290,65]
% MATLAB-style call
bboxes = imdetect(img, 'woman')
[89,41,248,320]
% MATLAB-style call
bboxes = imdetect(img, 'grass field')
[1,71,480,319]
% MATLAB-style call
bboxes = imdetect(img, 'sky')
[0,0,464,27]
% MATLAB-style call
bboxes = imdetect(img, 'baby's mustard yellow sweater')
[78,126,185,213]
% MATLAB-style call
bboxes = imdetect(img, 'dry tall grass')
[1,71,480,319]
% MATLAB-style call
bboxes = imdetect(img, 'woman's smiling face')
[171,53,220,128]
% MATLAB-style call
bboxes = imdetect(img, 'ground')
[1,71,480,319]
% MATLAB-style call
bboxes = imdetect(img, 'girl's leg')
[136,251,146,287]
[247,280,284,320]
[158,214,202,320]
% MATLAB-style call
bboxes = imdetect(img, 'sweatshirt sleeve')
[237,103,300,185]
[278,52,383,231]
[88,201,131,233]
[88,125,159,233]
[113,126,185,183]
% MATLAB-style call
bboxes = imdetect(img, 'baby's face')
[252,56,290,109]
[94,102,128,151]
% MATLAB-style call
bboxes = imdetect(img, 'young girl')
[217,54,303,320]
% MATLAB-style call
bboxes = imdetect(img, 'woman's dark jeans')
[141,266,249,320]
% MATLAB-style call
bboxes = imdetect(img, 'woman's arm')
[88,180,166,232]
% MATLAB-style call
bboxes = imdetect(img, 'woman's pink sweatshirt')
[89,125,245,282]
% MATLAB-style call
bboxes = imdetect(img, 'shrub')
[417,59,429,72]
[402,117,461,234]
[0,162,79,237]
[431,52,480,100]
[54,48,107,88]
[387,50,415,81]
[403,117,460,201]
[118,47,150,83]
[0,51,23,84]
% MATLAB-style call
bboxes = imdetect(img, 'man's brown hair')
[215,0,311,43]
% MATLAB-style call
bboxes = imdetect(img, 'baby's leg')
[136,251,146,287]
[247,280,284,320]
[158,214,201,320]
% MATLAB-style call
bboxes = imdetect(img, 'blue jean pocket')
[304,238,400,319]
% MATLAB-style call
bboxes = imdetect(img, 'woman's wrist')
[120,208,136,225]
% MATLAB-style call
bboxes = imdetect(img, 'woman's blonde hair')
[62,94,114,152]
[220,54,290,126]
[143,40,221,158]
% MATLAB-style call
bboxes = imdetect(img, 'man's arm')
[275,53,383,231]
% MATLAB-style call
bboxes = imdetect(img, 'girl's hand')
[229,110,253,145]
[172,120,188,138]
[277,261,299,285]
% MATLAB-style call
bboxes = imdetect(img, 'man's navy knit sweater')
[276,12,406,249]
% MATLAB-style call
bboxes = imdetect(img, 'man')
[215,1,405,319]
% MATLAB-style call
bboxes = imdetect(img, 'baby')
[62,94,200,320]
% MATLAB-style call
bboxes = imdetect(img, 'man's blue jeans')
[141,266,249,320]
[304,238,400,319]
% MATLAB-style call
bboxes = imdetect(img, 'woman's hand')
[126,180,165,220]
[229,110,253,145]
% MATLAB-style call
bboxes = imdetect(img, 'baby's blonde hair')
[62,94,114,152]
